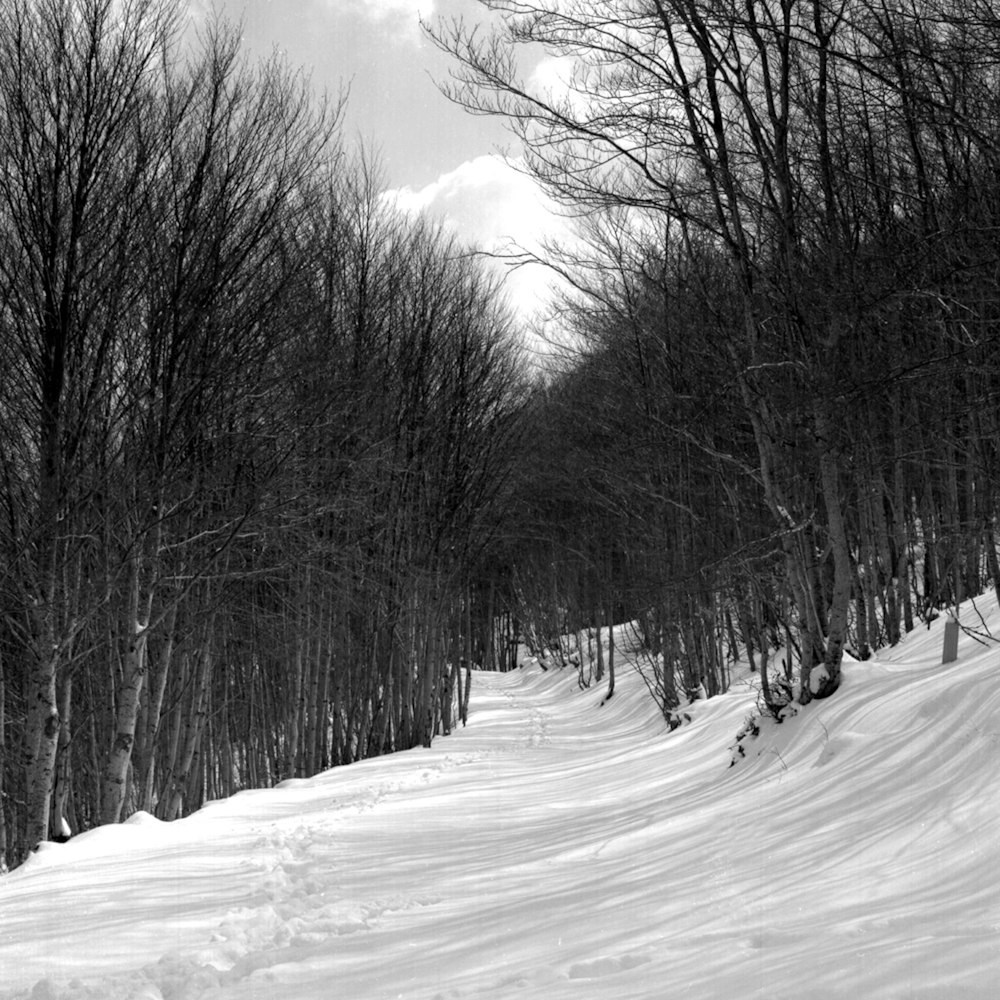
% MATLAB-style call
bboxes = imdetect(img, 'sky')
[200,0,572,329]
[4,606,1000,997]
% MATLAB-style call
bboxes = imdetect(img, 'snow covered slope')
[2,608,1000,999]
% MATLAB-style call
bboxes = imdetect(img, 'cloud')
[338,0,435,40]
[384,155,572,327]
[350,0,434,17]
[527,54,591,115]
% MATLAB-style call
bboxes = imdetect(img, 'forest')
[3,0,1000,870]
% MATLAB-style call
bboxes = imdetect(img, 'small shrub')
[729,712,762,765]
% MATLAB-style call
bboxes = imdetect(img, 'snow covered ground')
[3,604,1000,999]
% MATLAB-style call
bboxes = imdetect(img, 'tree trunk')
[854,561,869,661]
[595,619,605,683]
[575,629,589,688]
[605,609,615,702]
[102,563,151,824]
[286,636,305,779]
[140,603,177,812]
[461,661,472,725]
[807,414,848,703]
[0,650,7,868]
[51,673,74,840]
[161,640,214,821]
[24,645,60,852]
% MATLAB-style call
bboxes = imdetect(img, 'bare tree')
[0,0,180,853]
[429,0,1000,707]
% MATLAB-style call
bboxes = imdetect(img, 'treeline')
[435,0,1000,720]
[0,0,525,868]
[11,0,1000,871]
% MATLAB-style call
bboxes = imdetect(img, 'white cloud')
[527,54,590,115]
[338,0,435,40]
[352,0,434,17]
[384,155,572,328]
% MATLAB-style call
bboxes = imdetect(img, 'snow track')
[3,616,1000,999]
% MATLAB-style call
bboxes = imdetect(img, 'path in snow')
[3,612,1000,999]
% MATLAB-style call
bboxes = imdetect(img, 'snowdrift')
[2,606,1000,999]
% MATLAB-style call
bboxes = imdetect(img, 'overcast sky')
[204,0,570,327]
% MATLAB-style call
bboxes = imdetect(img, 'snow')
[3,610,1000,999]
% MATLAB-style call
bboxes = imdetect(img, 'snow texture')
[2,606,1000,998]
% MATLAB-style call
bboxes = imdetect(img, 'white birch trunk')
[23,645,60,852]
[102,559,153,824]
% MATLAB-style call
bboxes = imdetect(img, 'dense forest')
[4,0,1000,869]
[431,0,1000,713]
[0,0,527,868]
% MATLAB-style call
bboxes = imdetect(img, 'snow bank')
[2,604,1000,999]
